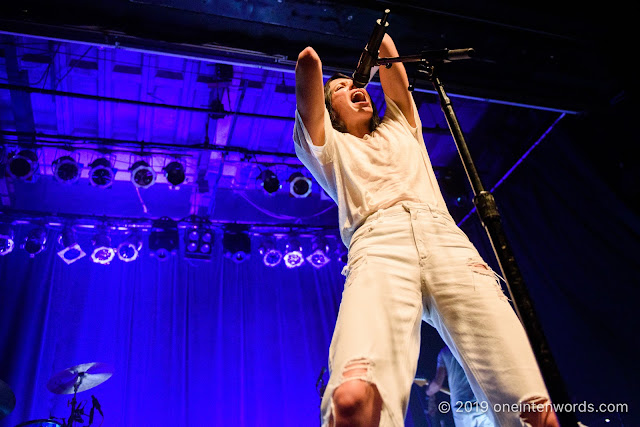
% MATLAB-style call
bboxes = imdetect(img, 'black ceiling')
[0,0,627,114]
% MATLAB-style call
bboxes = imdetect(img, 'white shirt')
[293,95,448,247]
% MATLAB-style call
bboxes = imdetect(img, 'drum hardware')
[17,363,113,427]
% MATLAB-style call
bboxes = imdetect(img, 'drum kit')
[1,362,113,427]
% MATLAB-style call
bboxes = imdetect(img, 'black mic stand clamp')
[377,51,579,427]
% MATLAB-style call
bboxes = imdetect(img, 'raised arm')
[378,34,416,127]
[295,47,326,147]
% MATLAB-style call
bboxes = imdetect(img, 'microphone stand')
[376,52,579,427]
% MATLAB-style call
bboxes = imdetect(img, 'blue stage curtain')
[1,234,344,426]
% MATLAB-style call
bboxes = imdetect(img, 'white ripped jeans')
[321,202,549,426]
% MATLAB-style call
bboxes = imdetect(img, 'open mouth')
[351,91,367,104]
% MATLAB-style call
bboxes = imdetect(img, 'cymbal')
[0,378,16,420]
[47,362,114,395]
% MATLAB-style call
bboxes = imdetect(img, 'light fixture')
[184,224,214,261]
[56,227,86,265]
[21,226,47,257]
[258,237,282,267]
[163,161,185,188]
[149,217,179,260]
[223,224,251,264]
[8,150,38,180]
[306,236,331,268]
[257,169,280,195]
[117,232,143,262]
[283,237,304,269]
[0,223,15,256]
[88,158,115,189]
[335,242,348,265]
[288,172,312,198]
[91,231,116,265]
[53,156,81,184]
[130,160,156,189]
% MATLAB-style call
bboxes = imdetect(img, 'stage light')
[56,227,86,265]
[0,223,15,256]
[258,237,282,267]
[89,158,115,189]
[184,225,215,261]
[283,237,304,269]
[257,169,280,194]
[130,160,156,189]
[21,226,47,257]
[117,232,143,262]
[306,236,331,268]
[335,243,348,265]
[8,150,38,180]
[223,225,251,264]
[53,156,81,184]
[149,217,179,261]
[288,172,312,198]
[91,231,116,265]
[163,161,185,188]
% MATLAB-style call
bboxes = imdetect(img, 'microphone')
[352,9,390,88]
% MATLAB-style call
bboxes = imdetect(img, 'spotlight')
[130,160,156,189]
[257,169,280,195]
[258,237,282,267]
[56,227,86,265]
[335,242,348,265]
[222,224,251,264]
[8,150,38,180]
[91,231,116,265]
[283,237,304,269]
[21,226,47,257]
[184,225,215,261]
[163,161,185,188]
[0,223,15,256]
[149,217,179,261]
[306,236,331,268]
[89,158,115,189]
[288,172,312,198]
[53,156,81,184]
[117,232,143,262]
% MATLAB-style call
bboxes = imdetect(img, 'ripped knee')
[331,358,381,421]
[519,396,559,427]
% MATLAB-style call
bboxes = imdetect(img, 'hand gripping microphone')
[352,9,390,88]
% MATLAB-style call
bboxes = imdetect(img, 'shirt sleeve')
[382,94,422,141]
[292,107,339,203]
[293,108,336,166]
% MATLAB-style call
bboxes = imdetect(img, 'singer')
[294,32,559,427]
